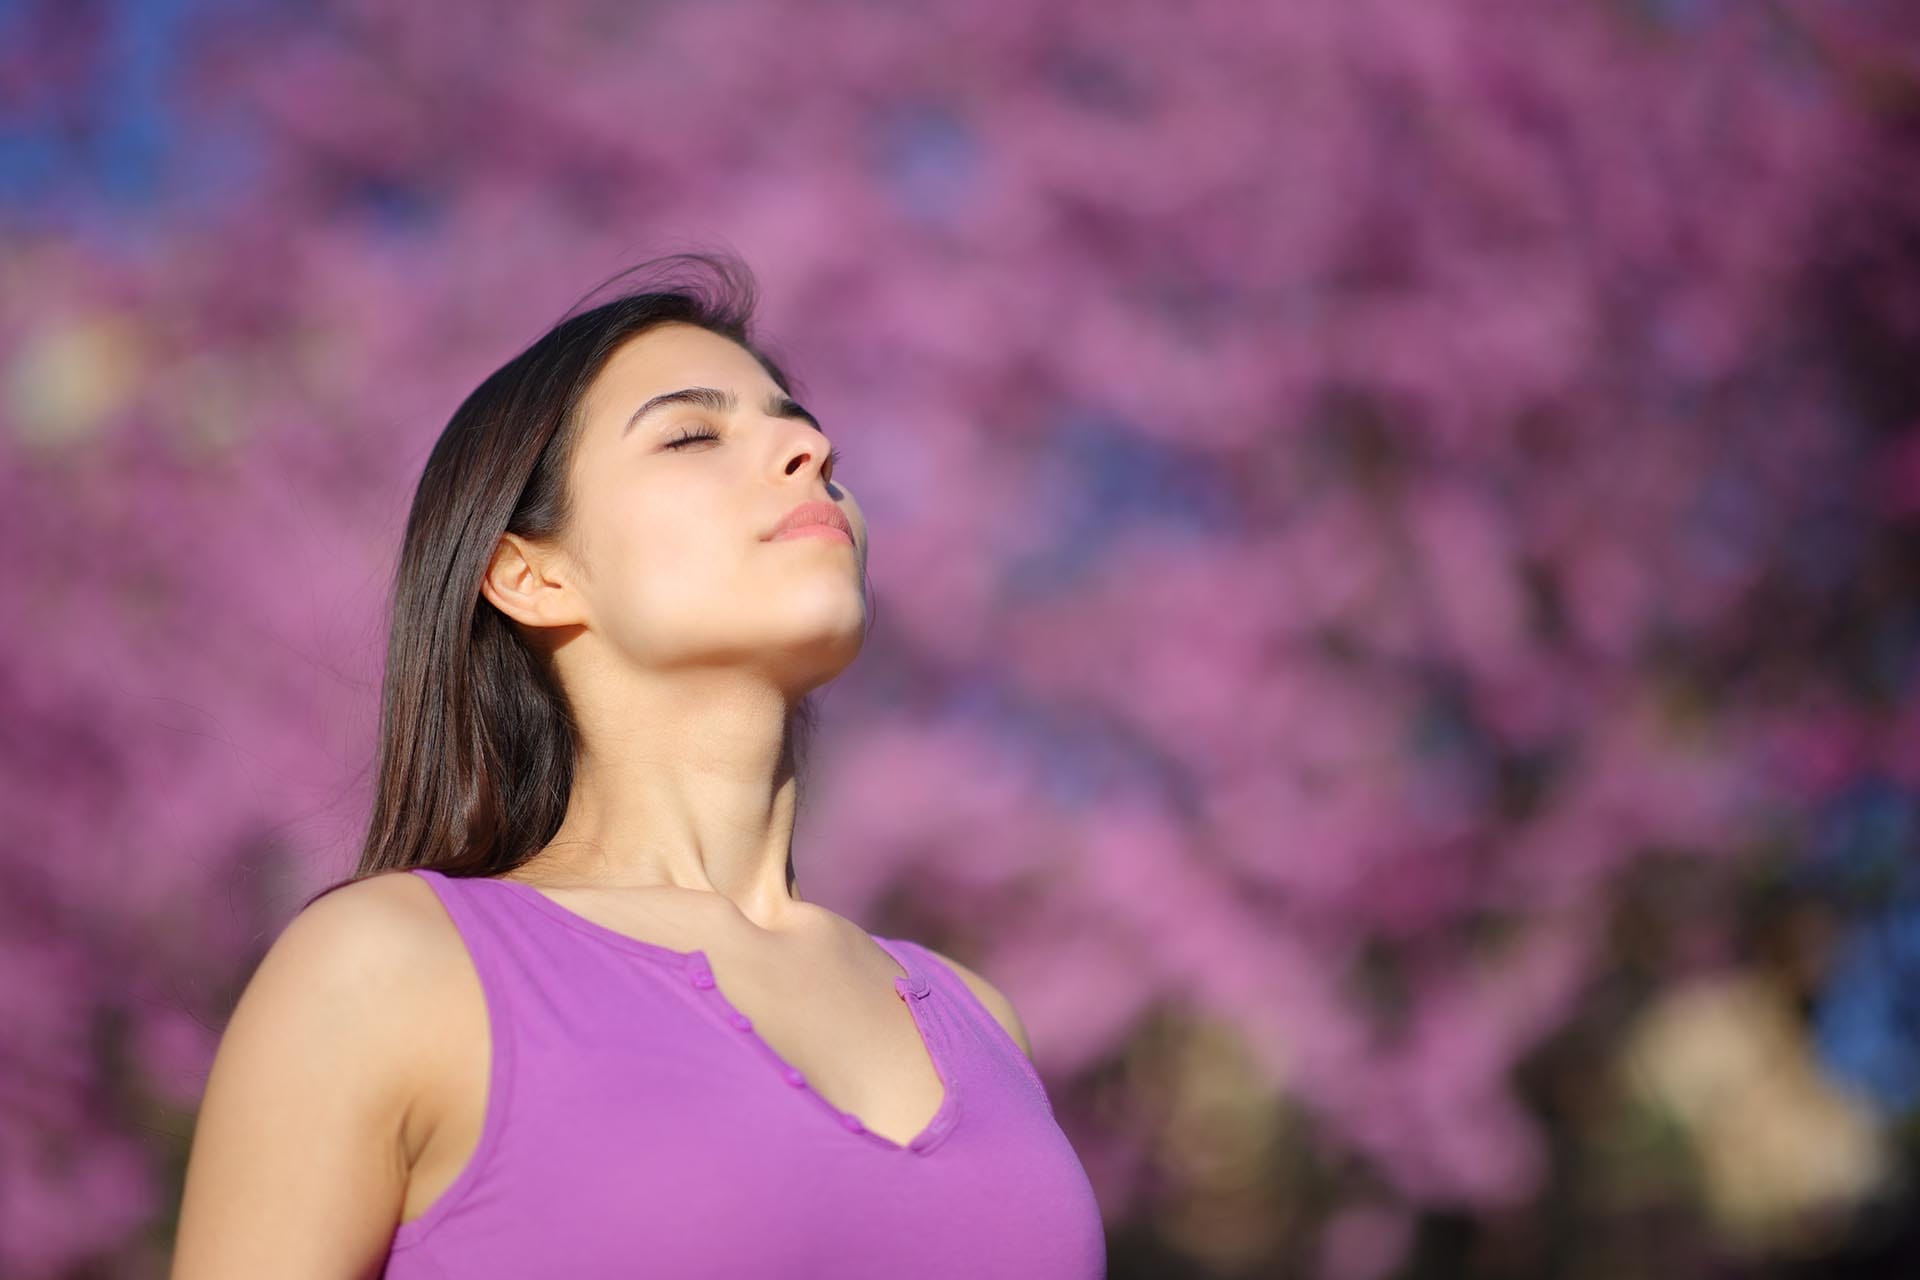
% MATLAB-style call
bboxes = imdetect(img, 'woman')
[171,254,1107,1278]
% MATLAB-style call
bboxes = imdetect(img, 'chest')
[400,937,949,1227]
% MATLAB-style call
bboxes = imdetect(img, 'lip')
[765,499,853,543]
[771,524,854,544]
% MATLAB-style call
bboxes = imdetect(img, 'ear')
[479,531,588,630]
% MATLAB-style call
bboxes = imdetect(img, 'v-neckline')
[472,871,962,1154]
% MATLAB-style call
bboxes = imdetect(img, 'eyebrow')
[622,386,822,436]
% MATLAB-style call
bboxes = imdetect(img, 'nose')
[777,421,838,486]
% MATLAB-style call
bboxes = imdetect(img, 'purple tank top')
[380,868,1107,1278]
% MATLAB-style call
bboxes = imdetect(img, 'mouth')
[769,523,855,544]
[765,499,854,543]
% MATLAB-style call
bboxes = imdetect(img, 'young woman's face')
[555,321,868,692]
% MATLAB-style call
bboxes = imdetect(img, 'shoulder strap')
[408,868,521,1013]
[888,937,1056,1116]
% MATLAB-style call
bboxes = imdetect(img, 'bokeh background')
[5,0,1920,1276]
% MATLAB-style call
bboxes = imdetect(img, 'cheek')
[600,510,750,613]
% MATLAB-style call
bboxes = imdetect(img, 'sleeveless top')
[379,868,1107,1279]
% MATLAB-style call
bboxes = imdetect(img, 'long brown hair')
[304,252,832,909]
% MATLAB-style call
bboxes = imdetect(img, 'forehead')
[585,323,771,423]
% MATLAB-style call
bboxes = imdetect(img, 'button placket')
[485,882,961,1152]
[678,941,955,1153]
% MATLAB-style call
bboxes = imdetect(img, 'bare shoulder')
[171,868,467,1276]
[916,944,1035,1061]
[293,864,456,943]
[282,868,477,1097]
[230,868,460,1068]
[274,869,470,1014]
[215,866,469,1131]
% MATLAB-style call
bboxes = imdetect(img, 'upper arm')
[922,946,1034,1061]
[171,870,449,1279]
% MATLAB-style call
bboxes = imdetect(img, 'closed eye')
[664,427,720,448]
[664,426,842,481]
